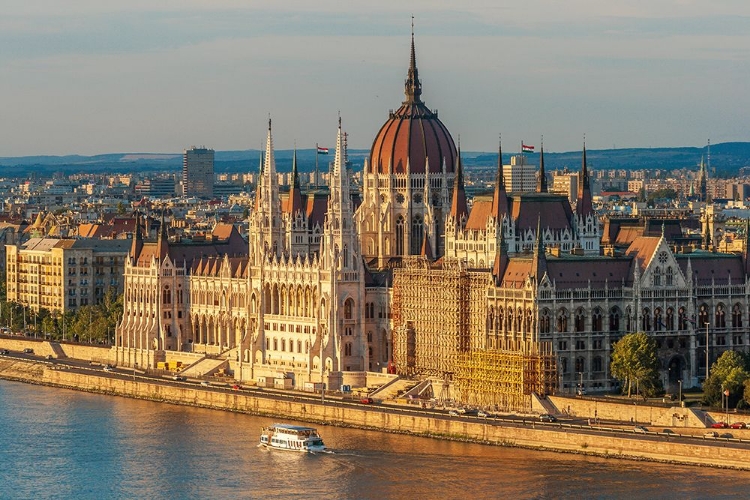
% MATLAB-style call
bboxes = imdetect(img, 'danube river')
[1,380,748,499]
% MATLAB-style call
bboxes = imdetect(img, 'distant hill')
[1,142,748,177]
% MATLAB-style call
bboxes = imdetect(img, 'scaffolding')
[392,257,557,413]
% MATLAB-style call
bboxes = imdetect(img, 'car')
[448,410,459,416]
[103,365,113,372]
[634,426,648,434]
[730,422,747,429]
[539,414,557,423]
[704,431,718,438]
[23,348,34,354]
[711,422,729,429]
[46,355,53,360]
[359,397,374,404]
[200,381,211,387]
[477,410,488,418]
[172,375,186,381]
[231,384,241,390]
[661,429,675,435]
[576,388,587,396]
[0,349,9,355]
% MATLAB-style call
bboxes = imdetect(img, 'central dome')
[369,34,457,175]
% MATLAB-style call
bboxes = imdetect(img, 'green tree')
[116,201,127,215]
[704,350,749,407]
[610,332,661,397]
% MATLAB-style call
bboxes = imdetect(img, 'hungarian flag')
[317,146,329,155]
[522,143,535,153]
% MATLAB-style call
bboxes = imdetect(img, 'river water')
[0,380,748,499]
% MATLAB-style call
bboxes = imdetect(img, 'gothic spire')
[404,17,422,104]
[288,147,303,216]
[130,213,143,262]
[156,210,169,261]
[449,145,468,222]
[531,216,547,283]
[491,136,509,220]
[537,138,548,193]
[576,139,593,217]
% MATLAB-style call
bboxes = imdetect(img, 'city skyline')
[1,1,749,156]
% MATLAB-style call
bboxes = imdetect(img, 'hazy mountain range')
[2,142,749,178]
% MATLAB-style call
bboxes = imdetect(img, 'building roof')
[509,193,574,232]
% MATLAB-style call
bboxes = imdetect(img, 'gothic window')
[698,304,709,327]
[410,215,423,255]
[666,266,674,286]
[344,299,354,320]
[561,357,569,374]
[653,267,661,287]
[575,308,585,333]
[575,357,585,373]
[654,308,663,331]
[273,338,278,351]
[540,309,551,334]
[609,307,620,332]
[593,356,603,372]
[733,303,743,328]
[162,286,171,305]
[557,309,568,333]
[281,339,286,352]
[642,308,651,331]
[592,308,602,332]
[396,216,405,256]
[344,343,352,356]
[715,304,726,329]
[625,307,633,331]
[666,307,674,330]
[678,307,687,331]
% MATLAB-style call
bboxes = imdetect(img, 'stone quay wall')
[1,358,749,471]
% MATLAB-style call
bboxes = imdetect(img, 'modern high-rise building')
[182,147,214,198]
[503,155,537,193]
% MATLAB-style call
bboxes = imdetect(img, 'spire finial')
[404,18,422,103]
[268,114,271,131]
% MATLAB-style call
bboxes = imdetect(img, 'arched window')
[666,307,674,330]
[732,304,743,329]
[666,267,674,286]
[540,309,551,334]
[575,357,585,373]
[592,308,602,332]
[593,356,603,372]
[395,216,405,256]
[678,307,687,331]
[344,343,352,356]
[653,267,661,287]
[715,304,726,329]
[575,308,586,333]
[609,308,620,332]
[654,308,663,331]
[411,215,423,255]
[642,308,651,331]
[344,299,354,320]
[162,286,171,305]
[561,357,568,373]
[557,309,568,333]
[698,304,709,327]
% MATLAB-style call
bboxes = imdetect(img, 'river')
[0,380,747,499]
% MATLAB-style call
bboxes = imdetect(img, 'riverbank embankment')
[1,357,749,471]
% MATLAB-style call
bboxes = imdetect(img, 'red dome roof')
[369,35,456,175]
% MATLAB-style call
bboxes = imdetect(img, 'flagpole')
[315,142,319,189]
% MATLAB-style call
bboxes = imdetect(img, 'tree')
[610,332,661,397]
[704,350,749,407]
[116,201,127,215]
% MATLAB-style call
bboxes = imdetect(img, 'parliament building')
[114,32,747,409]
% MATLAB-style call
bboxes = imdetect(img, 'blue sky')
[1,1,749,156]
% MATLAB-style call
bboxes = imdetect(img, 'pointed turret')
[288,148,304,216]
[492,233,509,286]
[744,219,750,275]
[449,147,468,222]
[130,213,143,262]
[530,216,547,283]
[537,139,548,193]
[156,210,169,261]
[420,232,434,261]
[404,18,422,104]
[575,142,593,217]
[698,154,708,202]
[491,138,509,220]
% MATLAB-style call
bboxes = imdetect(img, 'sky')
[1,1,749,156]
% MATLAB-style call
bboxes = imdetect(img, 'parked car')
[200,381,211,387]
[23,348,34,354]
[539,414,557,423]
[448,410,459,416]
[634,426,649,434]
[231,384,241,390]
[711,422,729,429]
[172,375,186,381]
[704,431,718,438]
[661,429,675,435]
[359,397,374,404]
[103,365,113,372]
[730,422,747,429]
[477,410,488,418]
[0,349,9,355]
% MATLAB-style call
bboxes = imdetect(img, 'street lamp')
[705,322,710,380]
[678,379,682,405]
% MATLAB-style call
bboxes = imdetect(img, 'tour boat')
[260,423,327,452]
